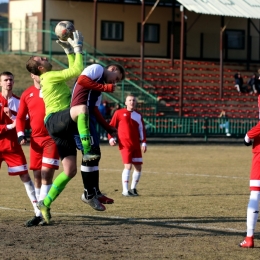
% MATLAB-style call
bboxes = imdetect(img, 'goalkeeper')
[25,30,115,224]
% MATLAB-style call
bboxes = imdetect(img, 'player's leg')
[74,134,106,210]
[240,153,260,248]
[70,104,99,162]
[129,164,142,196]
[129,147,143,196]
[120,148,134,196]
[38,111,77,224]
[40,136,59,201]
[24,138,43,226]
[239,190,260,248]
[5,149,38,224]
[83,147,114,205]
[80,156,106,211]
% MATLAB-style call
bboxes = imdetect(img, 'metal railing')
[144,116,258,140]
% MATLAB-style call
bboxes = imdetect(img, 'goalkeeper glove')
[56,39,73,55]
[68,30,84,53]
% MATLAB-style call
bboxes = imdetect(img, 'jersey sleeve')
[108,111,119,140]
[247,121,260,139]
[16,93,28,136]
[77,75,114,92]
[139,115,147,143]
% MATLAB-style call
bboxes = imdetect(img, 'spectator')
[110,102,121,117]
[98,100,110,140]
[247,73,257,94]
[219,110,230,137]
[234,72,245,93]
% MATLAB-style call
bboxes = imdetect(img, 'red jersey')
[0,104,20,152]
[0,93,20,120]
[16,86,49,138]
[247,121,260,153]
[108,108,146,150]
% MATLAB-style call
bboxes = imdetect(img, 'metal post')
[179,5,184,117]
[141,0,145,82]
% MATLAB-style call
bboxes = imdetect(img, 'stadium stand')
[103,57,259,119]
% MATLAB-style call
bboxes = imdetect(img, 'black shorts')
[45,108,77,160]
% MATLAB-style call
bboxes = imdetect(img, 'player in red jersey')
[108,94,147,196]
[16,73,60,227]
[239,122,260,248]
[0,71,38,221]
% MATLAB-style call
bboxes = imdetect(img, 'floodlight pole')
[140,0,145,82]
[179,5,184,117]
[93,0,98,60]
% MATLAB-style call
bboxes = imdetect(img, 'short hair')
[125,93,135,100]
[106,63,125,81]
[0,71,14,78]
[26,56,41,76]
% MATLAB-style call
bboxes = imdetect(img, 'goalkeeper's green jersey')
[40,53,83,119]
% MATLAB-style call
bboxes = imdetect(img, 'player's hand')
[109,138,116,146]
[142,143,147,153]
[4,107,12,118]
[68,30,83,53]
[56,39,73,54]
[107,126,117,137]
[244,139,252,146]
[18,135,27,145]
[244,134,252,146]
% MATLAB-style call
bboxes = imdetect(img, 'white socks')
[131,170,141,189]
[122,169,130,194]
[23,180,39,216]
[39,184,52,201]
[122,169,142,192]
[247,190,260,237]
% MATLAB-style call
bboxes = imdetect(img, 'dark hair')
[106,63,126,81]
[26,56,41,76]
[0,71,14,78]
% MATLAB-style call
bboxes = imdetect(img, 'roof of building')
[177,0,260,19]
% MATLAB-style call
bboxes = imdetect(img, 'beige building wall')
[9,0,42,51]
[45,1,177,57]
[8,0,260,61]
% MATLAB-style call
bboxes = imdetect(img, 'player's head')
[26,56,53,76]
[125,94,136,111]
[0,71,14,92]
[105,64,125,84]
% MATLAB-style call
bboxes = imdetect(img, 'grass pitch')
[0,143,259,259]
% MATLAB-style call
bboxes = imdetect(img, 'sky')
[0,0,8,3]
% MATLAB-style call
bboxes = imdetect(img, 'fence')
[144,116,258,140]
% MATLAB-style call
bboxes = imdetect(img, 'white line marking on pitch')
[0,206,245,233]
[99,168,248,180]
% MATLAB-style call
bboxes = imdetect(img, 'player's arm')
[93,106,117,136]
[77,75,115,92]
[247,121,260,139]
[0,108,16,135]
[16,94,28,144]
[108,111,119,146]
[139,115,147,153]
[45,54,83,84]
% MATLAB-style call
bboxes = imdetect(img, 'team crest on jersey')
[29,93,33,97]
[124,113,127,116]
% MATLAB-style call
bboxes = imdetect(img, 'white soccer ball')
[55,21,75,41]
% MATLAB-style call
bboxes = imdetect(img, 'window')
[50,19,74,41]
[101,21,124,41]
[137,23,160,43]
[225,30,245,50]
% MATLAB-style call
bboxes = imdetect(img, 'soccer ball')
[55,21,75,41]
